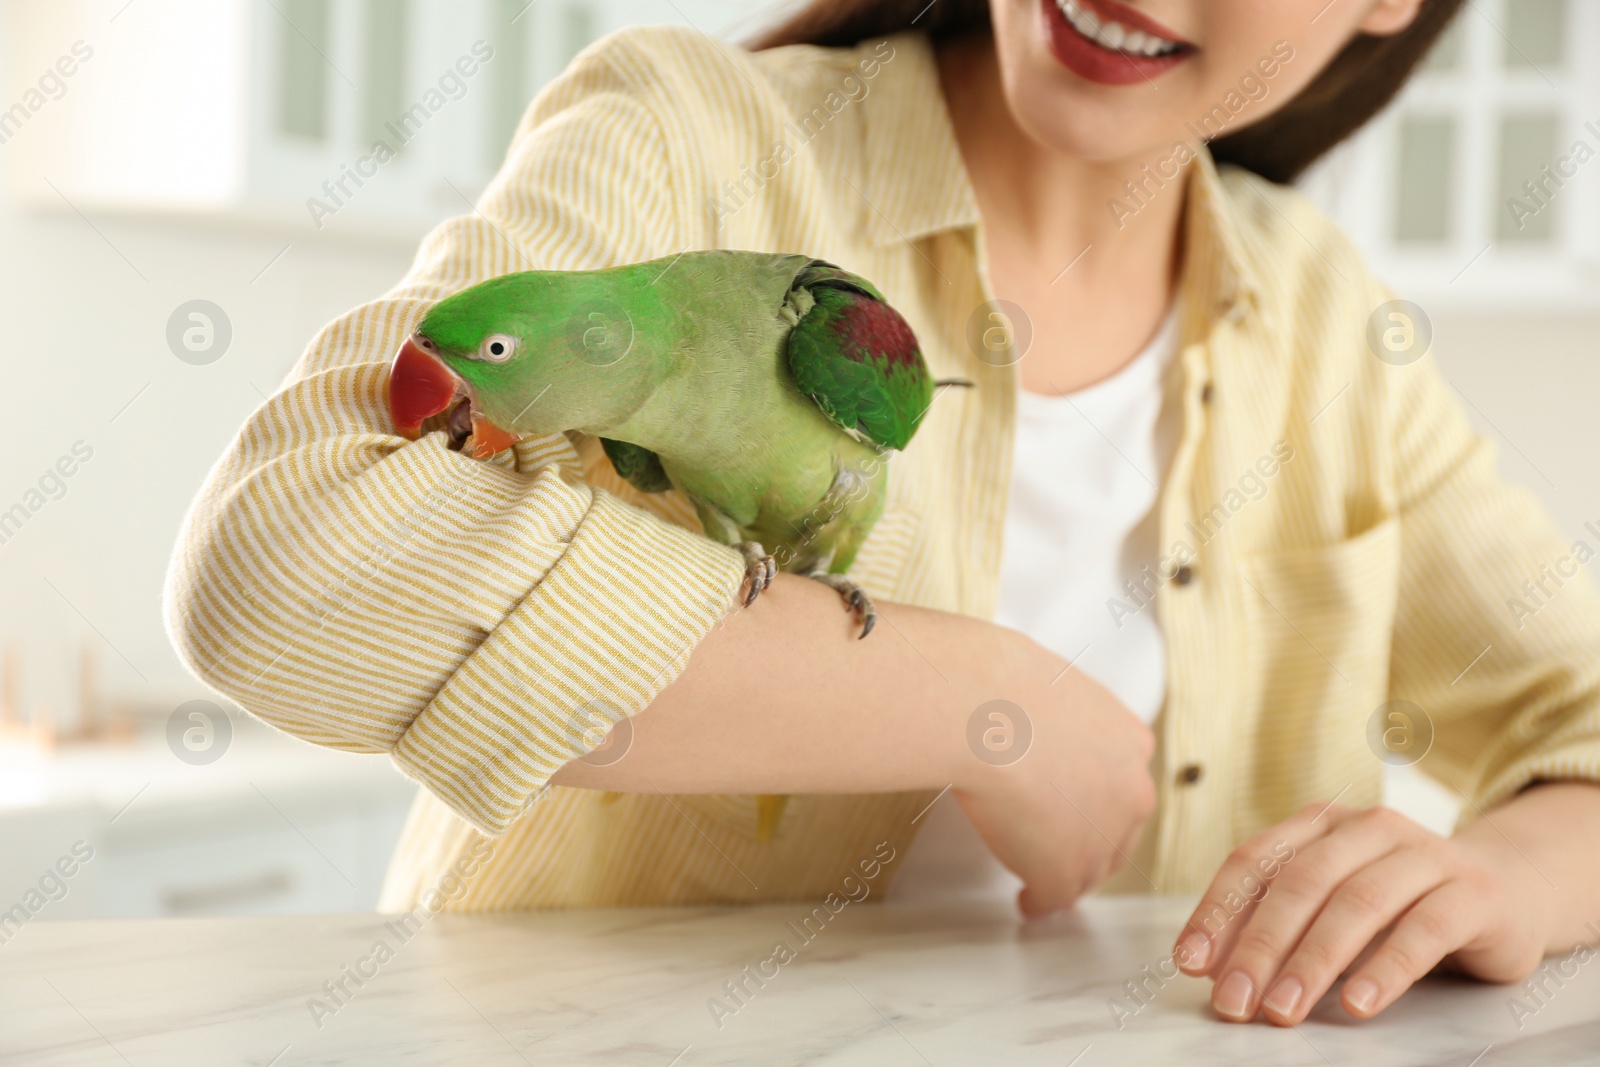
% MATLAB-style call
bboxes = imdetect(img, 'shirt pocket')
[1232,516,1402,828]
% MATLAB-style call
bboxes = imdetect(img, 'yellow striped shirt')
[164,26,1600,909]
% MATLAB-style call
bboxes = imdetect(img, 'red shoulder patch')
[830,297,919,368]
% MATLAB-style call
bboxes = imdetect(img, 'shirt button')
[1200,382,1214,403]
[1173,565,1195,586]
[1177,763,1204,785]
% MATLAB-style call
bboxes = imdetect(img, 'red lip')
[1042,0,1194,87]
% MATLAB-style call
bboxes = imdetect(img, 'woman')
[166,0,1600,1027]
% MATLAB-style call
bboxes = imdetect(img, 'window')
[562,1,598,69]
[1422,14,1464,73]
[1504,0,1564,69]
[1304,0,1596,306]
[277,0,331,141]
[1395,116,1455,243]
[363,0,409,150]
[488,0,532,169]
[1496,112,1561,242]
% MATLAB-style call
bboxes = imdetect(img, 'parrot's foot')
[807,572,877,639]
[735,542,776,607]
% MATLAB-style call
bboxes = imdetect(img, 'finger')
[1018,873,1087,918]
[1208,807,1430,1020]
[1018,880,1061,919]
[1340,882,1481,1019]
[1017,848,1095,918]
[1174,801,1355,977]
[1259,845,1452,1025]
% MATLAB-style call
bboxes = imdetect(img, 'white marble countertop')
[3,897,1597,1065]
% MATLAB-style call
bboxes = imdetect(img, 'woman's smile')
[1042,0,1196,85]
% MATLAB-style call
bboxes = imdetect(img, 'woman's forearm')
[1457,780,1600,952]
[550,573,1011,795]
[551,571,1161,914]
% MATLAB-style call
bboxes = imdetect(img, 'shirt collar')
[862,32,1269,330]
[859,32,983,246]
[1179,148,1270,332]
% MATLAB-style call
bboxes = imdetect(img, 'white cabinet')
[0,715,419,922]
[95,803,411,917]
[5,0,773,240]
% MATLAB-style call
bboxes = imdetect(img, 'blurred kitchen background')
[0,0,1595,919]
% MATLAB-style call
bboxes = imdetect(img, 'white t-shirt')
[892,306,1184,901]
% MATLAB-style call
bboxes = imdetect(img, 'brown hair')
[748,0,1466,184]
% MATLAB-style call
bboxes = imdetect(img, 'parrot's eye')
[478,334,517,363]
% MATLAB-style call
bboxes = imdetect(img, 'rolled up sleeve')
[1385,323,1600,818]
[162,31,747,835]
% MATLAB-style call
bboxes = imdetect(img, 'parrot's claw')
[806,572,877,639]
[735,542,776,607]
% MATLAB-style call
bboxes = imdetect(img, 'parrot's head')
[386,272,661,459]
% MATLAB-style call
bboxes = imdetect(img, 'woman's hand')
[952,633,1159,917]
[1172,801,1556,1026]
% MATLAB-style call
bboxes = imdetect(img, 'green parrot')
[386,251,958,838]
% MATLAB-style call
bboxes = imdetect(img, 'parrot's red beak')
[387,335,523,459]
[388,336,457,440]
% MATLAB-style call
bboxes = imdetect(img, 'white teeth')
[1054,0,1183,57]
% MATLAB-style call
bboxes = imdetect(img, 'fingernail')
[1344,978,1380,1015]
[1176,930,1211,970]
[1264,976,1303,1018]
[1214,971,1257,1020]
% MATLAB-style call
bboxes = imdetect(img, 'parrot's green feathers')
[418,274,536,352]
[600,437,672,493]
[786,262,933,452]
